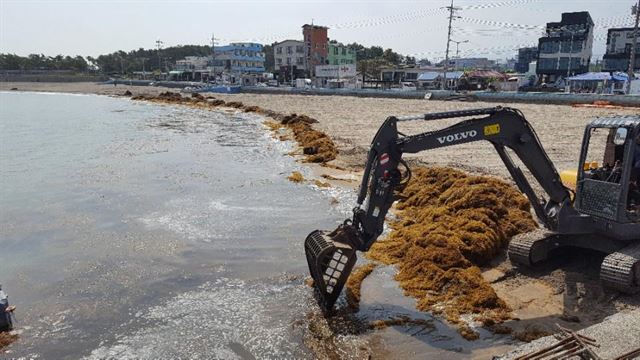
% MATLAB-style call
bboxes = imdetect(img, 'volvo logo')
[437,130,478,144]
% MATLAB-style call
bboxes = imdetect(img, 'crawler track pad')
[304,230,357,311]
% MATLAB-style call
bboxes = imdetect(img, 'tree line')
[0,54,89,71]
[0,45,212,73]
[1,43,428,77]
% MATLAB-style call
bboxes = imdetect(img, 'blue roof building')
[212,43,265,74]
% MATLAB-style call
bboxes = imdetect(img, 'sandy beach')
[4,81,638,178]
[3,81,640,357]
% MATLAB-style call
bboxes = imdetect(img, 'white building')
[175,56,210,71]
[273,40,306,82]
[602,27,640,73]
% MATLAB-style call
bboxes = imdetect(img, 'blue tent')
[566,72,611,81]
[612,72,629,82]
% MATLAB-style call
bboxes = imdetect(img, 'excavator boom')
[305,107,584,311]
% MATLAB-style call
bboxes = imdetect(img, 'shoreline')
[3,82,639,358]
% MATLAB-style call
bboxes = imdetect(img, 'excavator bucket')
[304,229,358,311]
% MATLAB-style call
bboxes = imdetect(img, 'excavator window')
[582,128,625,184]
[581,127,640,220]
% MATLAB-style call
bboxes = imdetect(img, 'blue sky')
[0,0,635,61]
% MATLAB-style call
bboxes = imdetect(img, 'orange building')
[302,24,329,77]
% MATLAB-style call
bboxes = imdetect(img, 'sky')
[0,0,636,61]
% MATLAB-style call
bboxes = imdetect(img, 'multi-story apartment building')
[273,40,306,82]
[327,42,356,65]
[175,56,209,71]
[212,42,265,74]
[302,24,328,77]
[536,12,594,82]
[515,47,538,73]
[602,27,640,72]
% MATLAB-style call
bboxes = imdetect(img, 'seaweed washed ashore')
[129,91,338,163]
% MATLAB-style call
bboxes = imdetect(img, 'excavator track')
[508,229,558,267]
[600,243,640,294]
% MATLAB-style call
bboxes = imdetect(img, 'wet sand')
[3,82,639,356]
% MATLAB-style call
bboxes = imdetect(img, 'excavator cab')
[575,120,640,224]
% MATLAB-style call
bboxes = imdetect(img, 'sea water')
[0,92,352,358]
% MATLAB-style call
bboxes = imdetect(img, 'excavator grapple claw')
[304,228,358,311]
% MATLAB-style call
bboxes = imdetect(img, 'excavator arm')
[305,106,577,311]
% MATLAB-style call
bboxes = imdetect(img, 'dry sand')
[3,82,640,354]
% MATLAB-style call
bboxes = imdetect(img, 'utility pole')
[442,0,460,90]
[627,0,639,94]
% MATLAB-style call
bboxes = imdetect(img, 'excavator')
[304,106,640,311]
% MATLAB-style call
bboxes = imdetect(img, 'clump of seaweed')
[0,332,18,351]
[287,171,305,183]
[225,101,245,109]
[313,180,331,188]
[367,167,537,338]
[265,113,337,163]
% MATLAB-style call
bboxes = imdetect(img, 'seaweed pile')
[367,167,538,338]
[0,332,17,351]
[127,91,337,163]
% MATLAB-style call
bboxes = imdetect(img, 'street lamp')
[451,39,469,59]
[560,25,580,79]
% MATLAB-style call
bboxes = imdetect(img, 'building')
[416,71,464,90]
[273,40,306,82]
[602,28,640,73]
[173,56,211,81]
[302,24,329,77]
[380,67,424,83]
[175,56,209,71]
[515,47,538,73]
[327,42,356,65]
[315,64,357,88]
[212,42,265,75]
[449,57,495,70]
[536,11,594,83]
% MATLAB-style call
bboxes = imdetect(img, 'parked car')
[392,82,417,91]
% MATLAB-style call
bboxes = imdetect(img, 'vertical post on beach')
[627,0,639,94]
